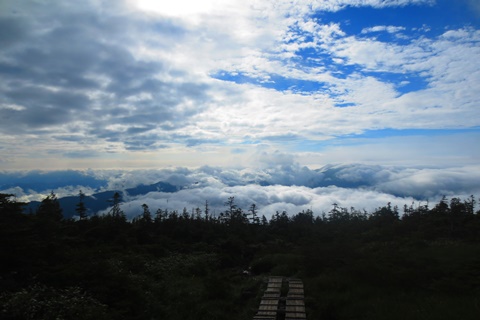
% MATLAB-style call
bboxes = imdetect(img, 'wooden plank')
[288,288,304,294]
[288,283,304,289]
[255,277,308,320]
[254,316,276,320]
[286,299,305,306]
[285,312,307,319]
[259,305,278,312]
[286,305,306,313]
[256,311,277,316]
[269,276,283,281]
[260,299,279,305]
[267,284,282,290]
[263,292,280,298]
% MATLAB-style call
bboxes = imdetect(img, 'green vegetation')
[1,193,479,319]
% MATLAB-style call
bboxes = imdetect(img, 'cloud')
[117,183,418,220]
[111,161,480,219]
[4,160,480,219]
[361,26,407,34]
[0,0,211,153]
[0,16,29,48]
[308,0,435,12]
[376,166,480,198]
[62,150,101,159]
[0,0,478,170]
[0,169,105,202]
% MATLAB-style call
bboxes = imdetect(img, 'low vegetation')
[1,193,479,319]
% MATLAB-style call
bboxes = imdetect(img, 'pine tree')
[248,203,260,224]
[0,193,25,215]
[204,200,209,221]
[37,191,63,221]
[142,203,152,223]
[75,190,88,220]
[108,192,125,219]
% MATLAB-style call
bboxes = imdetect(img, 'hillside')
[1,193,480,319]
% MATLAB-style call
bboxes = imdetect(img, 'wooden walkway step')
[253,277,307,320]
[285,278,306,320]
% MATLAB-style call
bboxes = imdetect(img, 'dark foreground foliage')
[1,193,479,319]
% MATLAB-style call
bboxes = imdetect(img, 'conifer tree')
[0,193,25,215]
[142,203,152,223]
[37,191,63,221]
[108,192,125,219]
[75,190,88,220]
[204,200,209,221]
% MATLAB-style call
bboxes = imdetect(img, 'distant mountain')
[125,181,178,196]
[313,163,387,189]
[26,190,120,219]
[26,181,179,219]
[0,170,107,192]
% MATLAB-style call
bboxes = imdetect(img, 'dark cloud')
[53,135,88,142]
[0,1,210,149]
[2,85,91,129]
[125,126,157,135]
[0,17,28,48]
[123,137,169,151]
[185,138,223,147]
[62,150,100,159]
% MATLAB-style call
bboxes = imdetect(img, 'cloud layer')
[3,162,479,219]
[0,0,479,169]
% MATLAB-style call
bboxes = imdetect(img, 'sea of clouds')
[2,162,479,220]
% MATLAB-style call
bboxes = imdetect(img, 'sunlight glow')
[134,0,220,17]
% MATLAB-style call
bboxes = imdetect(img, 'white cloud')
[361,25,407,34]
[4,160,479,219]
[0,0,478,170]
[308,0,435,12]
[110,160,479,219]
[118,184,419,220]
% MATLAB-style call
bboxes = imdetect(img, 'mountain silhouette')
[26,181,178,218]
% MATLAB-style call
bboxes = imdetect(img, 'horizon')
[2,163,479,220]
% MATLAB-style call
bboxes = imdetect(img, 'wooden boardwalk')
[253,277,306,320]
[285,278,306,320]
[253,276,282,320]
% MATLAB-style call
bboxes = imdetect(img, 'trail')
[253,276,306,320]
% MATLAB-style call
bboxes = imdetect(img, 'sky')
[0,0,479,171]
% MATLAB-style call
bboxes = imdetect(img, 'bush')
[0,284,108,320]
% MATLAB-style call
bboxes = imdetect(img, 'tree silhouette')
[0,193,25,215]
[248,203,260,224]
[108,192,125,220]
[141,203,152,223]
[75,190,88,220]
[36,192,63,221]
[204,200,210,221]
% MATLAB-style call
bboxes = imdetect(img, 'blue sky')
[0,0,479,170]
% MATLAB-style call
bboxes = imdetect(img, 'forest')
[1,192,479,319]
